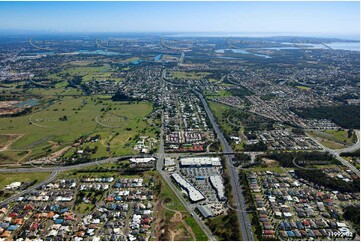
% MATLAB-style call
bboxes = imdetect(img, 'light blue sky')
[0,1,359,36]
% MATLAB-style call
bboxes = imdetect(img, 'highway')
[194,90,254,241]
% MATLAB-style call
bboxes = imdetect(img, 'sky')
[0,1,359,38]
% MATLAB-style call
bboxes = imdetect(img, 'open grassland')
[323,130,356,143]
[120,57,140,63]
[47,64,123,84]
[26,88,69,97]
[208,100,242,136]
[67,60,95,66]
[296,85,311,90]
[0,172,51,190]
[0,96,155,164]
[0,134,20,150]
[204,90,231,99]
[208,101,233,134]
[172,71,211,80]
[307,129,355,149]
[208,101,246,151]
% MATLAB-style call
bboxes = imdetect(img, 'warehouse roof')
[180,157,221,166]
[171,173,205,202]
[209,175,226,201]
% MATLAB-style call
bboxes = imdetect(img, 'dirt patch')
[169,228,182,241]
[0,101,25,115]
[261,158,279,167]
[165,202,195,241]
[48,146,71,159]
[155,200,195,241]
[0,134,24,151]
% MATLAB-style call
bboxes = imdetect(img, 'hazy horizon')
[0,1,359,38]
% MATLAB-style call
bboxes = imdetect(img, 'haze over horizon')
[0,1,359,39]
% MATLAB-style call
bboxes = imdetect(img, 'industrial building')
[171,173,205,202]
[179,157,222,167]
[196,205,214,218]
[209,175,226,201]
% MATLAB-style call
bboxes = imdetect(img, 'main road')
[194,89,254,241]
[157,72,216,241]
[0,155,146,173]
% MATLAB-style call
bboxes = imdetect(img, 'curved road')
[306,130,360,176]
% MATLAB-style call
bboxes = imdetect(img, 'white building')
[179,157,221,167]
[5,182,21,190]
[164,157,176,167]
[171,173,205,202]
[209,175,226,201]
[130,157,156,164]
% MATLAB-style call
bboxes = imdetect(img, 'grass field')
[208,101,233,134]
[323,130,355,144]
[46,64,123,84]
[0,96,155,164]
[204,90,231,99]
[296,85,311,90]
[248,166,285,173]
[307,129,355,149]
[120,57,140,63]
[0,135,18,149]
[75,191,104,214]
[26,88,68,97]
[208,101,246,151]
[0,172,51,190]
[172,71,211,80]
